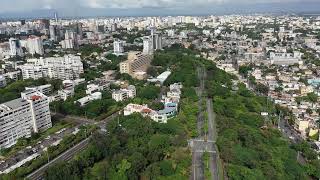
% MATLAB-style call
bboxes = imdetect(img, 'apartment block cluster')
[0,90,52,149]
[116,29,163,80]
[123,83,182,123]
[112,85,136,102]
[207,16,320,143]
[19,55,84,80]
[249,66,320,139]
[75,82,110,106]
[0,71,20,88]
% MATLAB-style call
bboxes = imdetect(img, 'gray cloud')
[0,0,319,18]
[0,0,318,12]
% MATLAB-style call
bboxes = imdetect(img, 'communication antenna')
[54,11,58,24]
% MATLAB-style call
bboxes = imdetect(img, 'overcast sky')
[0,0,320,17]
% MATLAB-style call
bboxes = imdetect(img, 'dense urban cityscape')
[0,1,319,180]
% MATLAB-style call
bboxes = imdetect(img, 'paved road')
[278,117,302,143]
[207,98,219,180]
[26,138,90,180]
[24,111,121,180]
[0,123,83,174]
[190,67,220,180]
[54,110,121,131]
[52,113,94,124]
[191,151,204,180]
[190,67,206,180]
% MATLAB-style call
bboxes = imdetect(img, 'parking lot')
[0,120,84,174]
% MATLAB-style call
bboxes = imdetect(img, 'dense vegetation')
[45,114,192,180]
[44,46,201,180]
[153,45,199,87]
[204,62,320,179]
[7,46,318,180]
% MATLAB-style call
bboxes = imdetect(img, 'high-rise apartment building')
[27,36,44,55]
[65,30,77,40]
[113,39,124,55]
[111,23,117,32]
[19,55,84,80]
[0,90,52,149]
[60,39,74,49]
[9,38,23,57]
[61,30,78,49]
[143,36,153,55]
[152,33,163,50]
[38,19,50,29]
[49,25,58,42]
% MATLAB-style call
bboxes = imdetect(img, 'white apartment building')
[25,84,52,95]
[57,89,74,101]
[60,39,74,49]
[19,55,84,80]
[86,83,109,95]
[270,51,303,65]
[2,71,20,81]
[65,30,77,40]
[152,33,162,50]
[113,39,124,55]
[62,79,86,90]
[123,83,182,123]
[76,92,102,107]
[112,85,136,102]
[49,25,58,42]
[9,38,23,57]
[0,90,52,149]
[143,36,153,55]
[123,104,150,116]
[27,36,44,55]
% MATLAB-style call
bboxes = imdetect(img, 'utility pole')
[278,111,282,130]
[44,147,49,163]
[193,162,196,180]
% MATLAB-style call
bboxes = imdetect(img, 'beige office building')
[120,51,152,79]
